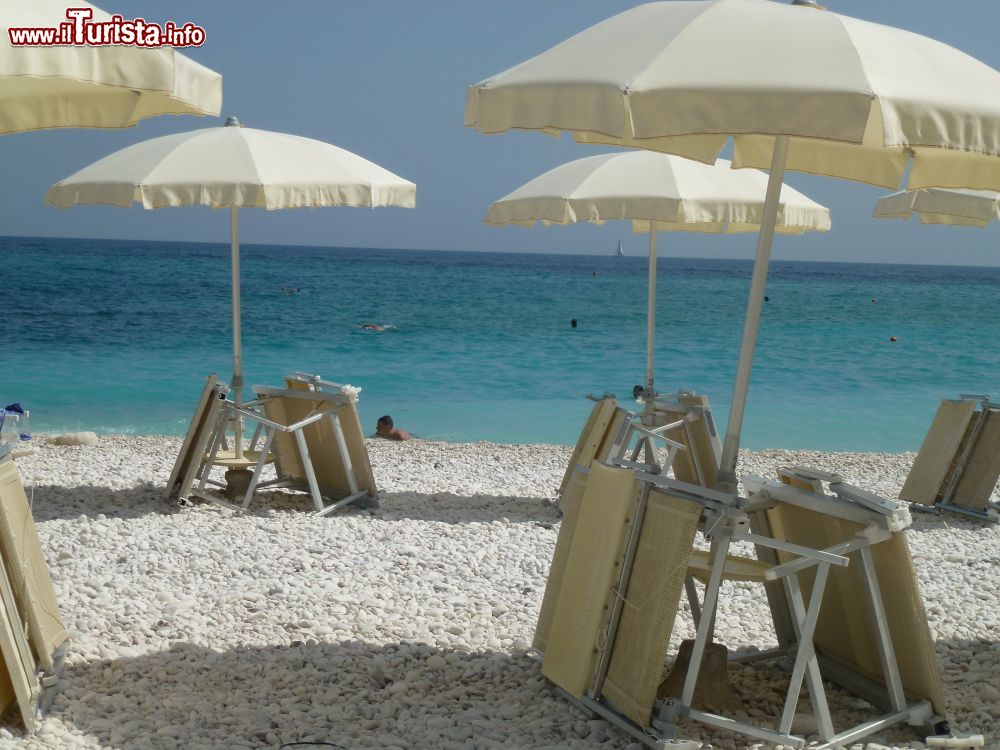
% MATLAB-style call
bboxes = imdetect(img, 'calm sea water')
[2,236,998,451]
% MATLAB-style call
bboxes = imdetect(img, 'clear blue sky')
[5,1,1000,265]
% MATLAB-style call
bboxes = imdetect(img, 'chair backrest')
[540,463,636,696]
[537,461,701,728]
[949,405,1000,511]
[558,397,629,514]
[0,554,38,730]
[559,397,622,496]
[900,397,977,505]
[284,374,378,497]
[600,485,701,727]
[256,380,377,500]
[166,374,227,500]
[653,392,721,488]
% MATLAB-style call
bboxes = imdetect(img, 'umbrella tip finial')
[791,0,827,8]
[224,115,242,127]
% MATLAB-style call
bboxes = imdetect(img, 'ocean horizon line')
[5,233,1000,271]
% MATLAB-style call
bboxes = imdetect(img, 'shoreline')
[31,431,924,456]
[7,436,996,749]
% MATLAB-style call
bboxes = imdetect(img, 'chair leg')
[242,429,276,511]
[293,429,324,513]
[247,421,264,452]
[330,413,360,495]
[859,546,907,712]
[780,564,835,741]
[681,528,732,707]
[198,408,229,495]
[685,575,702,629]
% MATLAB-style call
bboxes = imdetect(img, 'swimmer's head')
[376,415,394,436]
[633,385,645,399]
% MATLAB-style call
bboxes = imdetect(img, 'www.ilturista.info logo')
[8,8,206,48]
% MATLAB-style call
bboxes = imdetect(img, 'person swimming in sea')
[375,415,411,441]
[279,287,301,294]
[360,323,386,331]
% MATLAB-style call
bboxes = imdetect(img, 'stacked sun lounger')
[900,395,1000,522]
[537,395,954,750]
[167,372,379,515]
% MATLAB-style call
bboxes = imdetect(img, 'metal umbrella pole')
[643,223,658,419]
[716,135,790,491]
[229,205,245,460]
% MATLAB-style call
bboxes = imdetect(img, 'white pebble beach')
[3,436,997,750]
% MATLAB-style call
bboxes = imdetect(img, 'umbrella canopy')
[1,0,221,133]
[465,0,1000,488]
[466,0,1000,192]
[874,188,1000,227]
[486,151,830,234]
[47,117,415,456]
[487,150,830,410]
[46,120,417,210]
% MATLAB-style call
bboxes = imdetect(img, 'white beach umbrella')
[46,117,416,456]
[1,0,221,132]
[874,188,1000,228]
[486,150,830,404]
[465,0,1000,488]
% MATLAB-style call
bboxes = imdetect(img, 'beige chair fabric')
[559,397,619,497]
[900,399,976,505]
[0,564,38,731]
[602,488,701,727]
[687,549,768,585]
[558,398,628,512]
[540,464,636,697]
[534,470,587,654]
[655,393,719,488]
[0,459,66,670]
[765,500,946,715]
[165,375,226,501]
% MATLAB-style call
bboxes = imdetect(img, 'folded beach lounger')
[536,391,719,655]
[533,446,951,749]
[165,374,229,503]
[0,456,68,730]
[242,374,379,515]
[900,395,1000,522]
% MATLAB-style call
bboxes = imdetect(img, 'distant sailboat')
[615,241,624,257]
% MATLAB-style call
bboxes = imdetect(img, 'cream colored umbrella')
[874,188,1000,227]
[1,0,221,132]
[465,0,1000,488]
[47,116,416,458]
[486,150,830,406]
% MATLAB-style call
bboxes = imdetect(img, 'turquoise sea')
[3,236,998,452]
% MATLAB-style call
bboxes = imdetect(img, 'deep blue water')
[2,236,998,451]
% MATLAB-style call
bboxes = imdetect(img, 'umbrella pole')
[230,205,244,460]
[717,135,790,491]
[644,225,657,418]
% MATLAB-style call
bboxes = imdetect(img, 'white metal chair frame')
[613,390,721,486]
[549,418,946,749]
